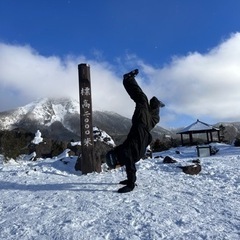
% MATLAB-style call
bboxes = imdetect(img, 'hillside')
[0,97,240,146]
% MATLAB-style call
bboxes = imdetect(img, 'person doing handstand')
[106,69,165,193]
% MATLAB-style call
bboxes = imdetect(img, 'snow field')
[0,143,239,240]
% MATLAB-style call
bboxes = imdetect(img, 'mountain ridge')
[0,98,171,143]
[0,97,239,143]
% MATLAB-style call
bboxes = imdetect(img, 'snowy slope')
[0,143,239,240]
[0,98,80,129]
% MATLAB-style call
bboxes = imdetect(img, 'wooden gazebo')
[177,119,220,146]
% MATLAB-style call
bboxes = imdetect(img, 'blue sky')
[1,0,240,128]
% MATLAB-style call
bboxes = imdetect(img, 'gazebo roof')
[177,119,219,134]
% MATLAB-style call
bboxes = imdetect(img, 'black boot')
[123,69,139,79]
[117,183,135,193]
[119,179,129,185]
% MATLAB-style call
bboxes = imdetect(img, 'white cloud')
[1,32,240,126]
[0,43,135,118]
[138,32,240,124]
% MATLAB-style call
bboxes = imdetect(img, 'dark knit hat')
[150,96,165,108]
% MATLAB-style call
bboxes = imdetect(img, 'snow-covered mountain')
[0,98,82,140]
[0,98,172,142]
[0,97,80,129]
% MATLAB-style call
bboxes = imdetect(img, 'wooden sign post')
[75,63,96,173]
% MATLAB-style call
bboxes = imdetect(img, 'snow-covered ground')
[0,143,239,240]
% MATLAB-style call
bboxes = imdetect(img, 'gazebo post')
[206,132,210,143]
[189,132,193,145]
[180,134,183,145]
[218,131,220,142]
[210,132,213,142]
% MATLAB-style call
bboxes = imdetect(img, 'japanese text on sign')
[81,87,92,147]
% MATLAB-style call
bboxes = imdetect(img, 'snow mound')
[31,130,43,144]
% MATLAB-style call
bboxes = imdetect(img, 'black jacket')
[114,76,160,185]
